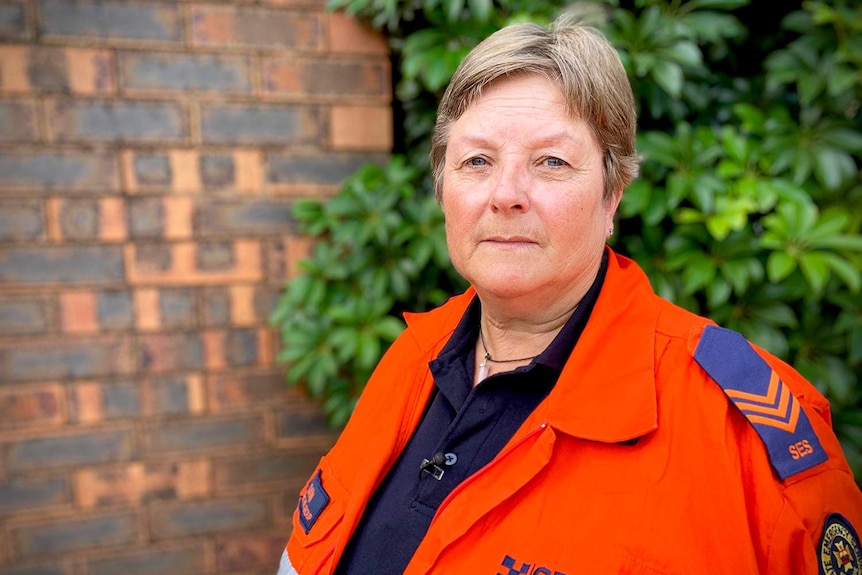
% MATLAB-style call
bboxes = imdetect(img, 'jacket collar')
[403,249,659,444]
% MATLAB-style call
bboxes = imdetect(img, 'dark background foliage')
[271,0,862,477]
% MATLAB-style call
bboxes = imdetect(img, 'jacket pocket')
[288,456,348,573]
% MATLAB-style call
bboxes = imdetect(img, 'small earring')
[608,225,614,236]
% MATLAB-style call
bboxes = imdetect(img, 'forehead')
[448,74,596,151]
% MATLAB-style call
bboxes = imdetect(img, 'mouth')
[482,236,536,247]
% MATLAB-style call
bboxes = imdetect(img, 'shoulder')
[691,325,833,481]
[690,325,862,570]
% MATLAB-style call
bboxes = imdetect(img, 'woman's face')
[442,74,621,308]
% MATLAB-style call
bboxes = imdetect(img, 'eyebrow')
[452,131,588,150]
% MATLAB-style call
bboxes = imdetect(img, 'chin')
[471,273,537,301]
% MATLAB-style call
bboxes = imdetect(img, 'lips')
[484,235,535,243]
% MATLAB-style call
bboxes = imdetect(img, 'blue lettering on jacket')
[497,554,566,575]
[297,470,329,534]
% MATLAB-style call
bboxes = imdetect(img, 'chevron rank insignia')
[694,325,828,480]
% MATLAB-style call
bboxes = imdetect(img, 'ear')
[605,187,623,229]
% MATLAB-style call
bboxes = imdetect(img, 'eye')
[544,156,567,167]
[467,156,488,167]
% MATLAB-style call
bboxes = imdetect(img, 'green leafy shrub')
[270,0,862,476]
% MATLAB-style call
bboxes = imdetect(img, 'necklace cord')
[479,329,539,364]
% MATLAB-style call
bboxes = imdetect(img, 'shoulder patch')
[693,325,828,480]
[297,470,330,534]
[819,513,861,575]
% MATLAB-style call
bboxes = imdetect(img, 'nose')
[489,161,530,213]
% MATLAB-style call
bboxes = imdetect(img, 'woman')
[279,16,862,575]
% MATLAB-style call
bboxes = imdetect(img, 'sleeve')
[693,325,862,574]
[768,469,862,575]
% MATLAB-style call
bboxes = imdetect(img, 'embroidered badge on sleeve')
[693,325,828,480]
[819,513,861,575]
[297,470,330,534]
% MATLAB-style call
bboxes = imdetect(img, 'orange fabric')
[285,250,862,575]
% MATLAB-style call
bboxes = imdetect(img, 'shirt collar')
[405,249,659,445]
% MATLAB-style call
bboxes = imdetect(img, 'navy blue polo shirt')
[335,253,608,575]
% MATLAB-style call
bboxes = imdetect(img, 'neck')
[473,303,575,385]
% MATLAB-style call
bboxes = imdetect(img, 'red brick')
[195,198,295,237]
[258,328,274,366]
[215,532,286,572]
[99,197,126,241]
[125,240,263,286]
[229,285,256,326]
[71,381,104,423]
[148,497,271,540]
[274,395,337,447]
[203,329,227,370]
[0,295,53,336]
[207,370,290,411]
[12,511,139,557]
[134,288,161,331]
[49,198,100,241]
[0,150,119,193]
[0,199,44,242]
[0,46,116,95]
[170,150,202,192]
[137,332,204,373]
[264,150,382,189]
[286,236,313,279]
[0,245,125,285]
[191,5,321,50]
[234,149,264,194]
[40,0,181,43]
[59,291,99,334]
[164,197,195,240]
[200,103,325,146]
[262,0,327,6]
[67,48,116,95]
[47,198,69,241]
[0,384,66,430]
[74,460,211,508]
[119,51,252,94]
[262,58,390,99]
[0,100,39,141]
[7,428,136,472]
[0,46,28,92]
[213,450,321,491]
[0,1,30,41]
[144,415,265,454]
[122,149,204,194]
[86,543,207,575]
[46,99,185,143]
[330,105,393,151]
[140,373,206,416]
[0,337,135,383]
[0,475,71,514]
[328,12,388,55]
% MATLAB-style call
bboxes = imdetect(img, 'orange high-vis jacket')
[279,250,862,575]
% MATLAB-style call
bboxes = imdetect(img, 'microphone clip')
[419,452,457,481]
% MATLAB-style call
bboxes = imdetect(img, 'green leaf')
[767,252,797,283]
[799,252,831,293]
[823,253,862,292]
[813,147,853,190]
[466,0,491,21]
[651,60,684,97]
[681,257,716,294]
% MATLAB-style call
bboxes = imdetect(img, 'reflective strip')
[277,549,298,575]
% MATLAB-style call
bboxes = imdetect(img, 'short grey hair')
[430,15,640,202]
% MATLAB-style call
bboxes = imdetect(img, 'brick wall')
[0,1,391,573]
